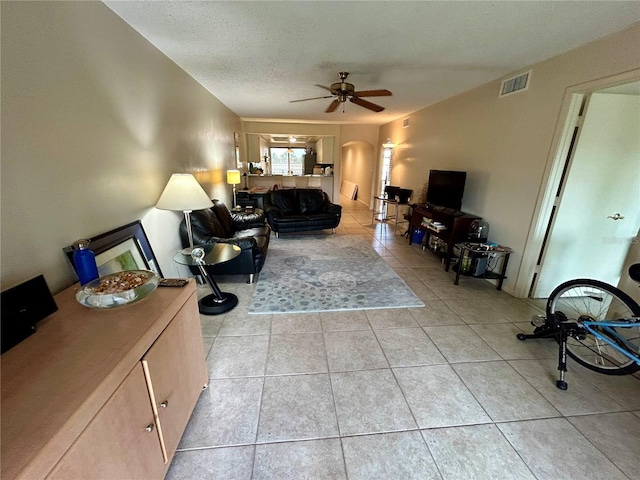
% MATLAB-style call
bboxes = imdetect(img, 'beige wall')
[341,142,374,205]
[1,2,241,293]
[379,23,640,296]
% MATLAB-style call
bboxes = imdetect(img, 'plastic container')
[460,253,471,273]
[73,239,99,285]
[412,228,426,244]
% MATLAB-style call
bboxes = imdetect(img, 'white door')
[533,92,640,297]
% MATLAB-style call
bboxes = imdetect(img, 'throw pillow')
[270,189,297,215]
[211,200,235,237]
[191,208,227,239]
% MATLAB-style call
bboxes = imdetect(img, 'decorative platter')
[76,270,159,309]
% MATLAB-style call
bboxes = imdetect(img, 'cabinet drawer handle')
[160,400,168,409]
[145,424,155,433]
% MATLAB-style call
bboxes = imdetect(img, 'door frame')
[514,68,640,298]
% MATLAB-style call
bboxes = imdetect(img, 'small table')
[453,242,512,290]
[372,196,401,232]
[173,244,241,315]
[232,207,264,219]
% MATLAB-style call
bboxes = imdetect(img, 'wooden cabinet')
[142,301,207,461]
[317,136,334,164]
[408,204,481,271]
[46,364,166,480]
[1,280,207,480]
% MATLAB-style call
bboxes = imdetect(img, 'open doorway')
[341,140,375,205]
[530,81,640,301]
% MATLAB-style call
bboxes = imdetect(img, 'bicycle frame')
[580,318,640,366]
[519,264,640,390]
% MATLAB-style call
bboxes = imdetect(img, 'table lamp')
[226,169,241,209]
[156,173,212,253]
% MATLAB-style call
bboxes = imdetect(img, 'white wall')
[1,2,241,293]
[379,23,640,296]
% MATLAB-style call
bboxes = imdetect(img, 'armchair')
[179,200,270,283]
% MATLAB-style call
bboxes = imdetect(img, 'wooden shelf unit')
[408,204,481,271]
[1,280,208,480]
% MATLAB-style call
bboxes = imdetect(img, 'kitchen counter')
[247,174,333,177]
[246,174,335,200]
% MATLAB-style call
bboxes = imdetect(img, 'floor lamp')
[227,169,241,209]
[156,173,212,254]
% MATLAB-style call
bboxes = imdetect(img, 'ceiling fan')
[290,72,392,113]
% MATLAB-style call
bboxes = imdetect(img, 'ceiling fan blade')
[353,89,392,97]
[349,97,385,112]
[314,84,336,93]
[325,99,341,113]
[290,95,334,103]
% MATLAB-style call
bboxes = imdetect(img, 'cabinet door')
[142,300,208,463]
[322,137,334,164]
[47,363,165,480]
[317,137,334,164]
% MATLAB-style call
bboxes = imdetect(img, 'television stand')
[408,203,481,271]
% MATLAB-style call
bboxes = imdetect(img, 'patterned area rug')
[249,235,424,314]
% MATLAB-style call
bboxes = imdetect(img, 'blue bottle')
[73,239,99,285]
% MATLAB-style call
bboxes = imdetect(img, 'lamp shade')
[226,169,241,185]
[156,173,212,211]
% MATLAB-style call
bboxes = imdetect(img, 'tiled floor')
[167,197,640,480]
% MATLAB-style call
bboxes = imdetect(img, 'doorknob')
[607,213,625,220]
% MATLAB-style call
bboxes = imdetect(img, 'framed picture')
[95,237,149,275]
[64,220,163,278]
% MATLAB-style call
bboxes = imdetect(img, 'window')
[380,146,393,195]
[270,147,306,175]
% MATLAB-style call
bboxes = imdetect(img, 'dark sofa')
[263,188,342,236]
[179,199,270,283]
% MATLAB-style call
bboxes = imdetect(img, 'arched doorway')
[341,141,375,205]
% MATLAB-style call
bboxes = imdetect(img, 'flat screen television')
[426,170,466,211]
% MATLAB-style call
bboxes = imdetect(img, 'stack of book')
[421,219,447,232]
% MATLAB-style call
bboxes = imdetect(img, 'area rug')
[249,234,424,314]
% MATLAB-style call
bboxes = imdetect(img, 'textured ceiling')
[104,1,640,125]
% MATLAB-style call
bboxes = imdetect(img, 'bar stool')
[307,176,322,189]
[282,176,296,189]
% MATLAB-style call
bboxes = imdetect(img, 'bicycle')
[517,263,640,390]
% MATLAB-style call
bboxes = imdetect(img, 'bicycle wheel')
[546,279,640,375]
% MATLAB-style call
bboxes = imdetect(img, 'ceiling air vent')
[402,117,410,128]
[499,70,531,98]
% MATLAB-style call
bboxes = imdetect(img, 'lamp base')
[198,292,238,315]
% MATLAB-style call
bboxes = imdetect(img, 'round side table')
[174,243,241,315]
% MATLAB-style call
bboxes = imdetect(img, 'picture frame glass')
[95,237,149,275]
[64,221,163,278]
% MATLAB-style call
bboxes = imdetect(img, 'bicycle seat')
[629,263,640,284]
